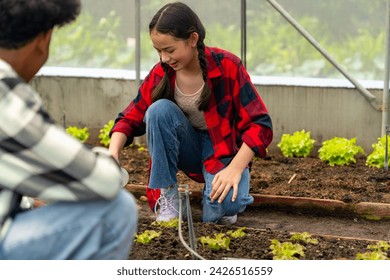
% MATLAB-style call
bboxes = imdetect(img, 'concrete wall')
[31,67,385,153]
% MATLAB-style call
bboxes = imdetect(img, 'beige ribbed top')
[174,81,207,130]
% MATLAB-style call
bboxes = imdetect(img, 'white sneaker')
[155,185,180,222]
[217,214,237,225]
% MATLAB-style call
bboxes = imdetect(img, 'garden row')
[65,119,114,147]
[132,218,390,260]
[67,123,389,170]
[277,129,388,168]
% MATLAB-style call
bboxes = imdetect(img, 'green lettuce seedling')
[137,143,147,152]
[356,251,388,260]
[367,240,390,251]
[98,120,114,147]
[151,218,179,229]
[199,233,231,251]
[318,137,365,166]
[130,143,148,152]
[277,129,316,158]
[66,126,89,143]
[290,232,318,245]
[355,240,390,260]
[269,239,305,260]
[135,230,161,244]
[227,227,246,238]
[366,136,390,168]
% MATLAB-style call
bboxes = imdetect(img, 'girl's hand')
[210,165,242,203]
[209,142,255,204]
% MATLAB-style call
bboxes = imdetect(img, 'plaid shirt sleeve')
[110,64,162,146]
[0,64,122,202]
[233,58,273,156]
[203,48,273,174]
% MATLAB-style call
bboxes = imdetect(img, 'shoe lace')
[154,193,179,215]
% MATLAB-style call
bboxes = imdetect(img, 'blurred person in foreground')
[0,0,137,260]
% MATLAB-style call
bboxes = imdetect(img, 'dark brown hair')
[149,2,211,111]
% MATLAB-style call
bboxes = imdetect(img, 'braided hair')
[149,2,211,111]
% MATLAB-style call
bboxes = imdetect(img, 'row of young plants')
[65,119,114,147]
[134,219,389,260]
[277,129,389,168]
[67,122,388,169]
[66,120,148,153]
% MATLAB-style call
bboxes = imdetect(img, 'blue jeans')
[0,190,137,260]
[144,99,254,223]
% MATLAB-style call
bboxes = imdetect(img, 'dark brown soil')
[121,145,390,204]
[130,219,386,260]
[118,145,390,260]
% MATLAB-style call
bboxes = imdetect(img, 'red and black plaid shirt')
[111,46,273,180]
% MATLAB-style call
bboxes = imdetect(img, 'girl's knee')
[145,99,175,120]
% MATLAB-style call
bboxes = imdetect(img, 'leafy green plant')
[269,239,306,260]
[356,241,390,260]
[366,136,390,168]
[356,251,388,260]
[137,144,146,152]
[134,230,161,244]
[199,233,231,251]
[367,240,390,251]
[66,126,89,143]
[318,137,365,166]
[290,232,318,245]
[151,218,179,229]
[277,129,316,158]
[227,227,247,239]
[98,120,114,147]
[129,143,148,152]
[277,129,316,157]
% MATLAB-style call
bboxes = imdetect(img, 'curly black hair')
[0,0,81,49]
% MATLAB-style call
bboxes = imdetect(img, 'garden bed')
[119,145,390,260]
[130,217,388,260]
[121,145,390,204]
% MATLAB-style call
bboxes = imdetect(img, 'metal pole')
[134,0,141,145]
[382,0,390,136]
[241,0,247,67]
[178,188,205,260]
[266,0,380,111]
[385,125,390,171]
[184,186,197,256]
[135,0,141,88]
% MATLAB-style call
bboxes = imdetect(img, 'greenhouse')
[2,0,390,277]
